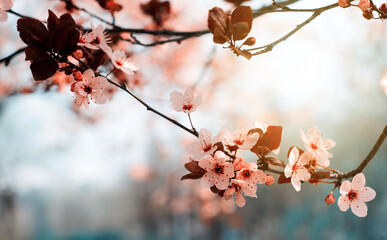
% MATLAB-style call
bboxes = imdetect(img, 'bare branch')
[0,47,27,66]
[331,124,387,180]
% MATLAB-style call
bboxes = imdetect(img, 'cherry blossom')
[78,24,111,53]
[186,128,219,160]
[284,147,312,191]
[198,151,234,190]
[236,161,266,194]
[338,173,376,217]
[224,179,257,207]
[71,69,109,109]
[170,88,202,113]
[107,49,140,75]
[300,127,335,167]
[222,127,259,150]
[0,0,13,22]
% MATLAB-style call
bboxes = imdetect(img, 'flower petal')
[298,151,312,166]
[351,200,368,217]
[320,138,336,149]
[201,172,215,188]
[91,76,108,91]
[91,92,107,104]
[288,147,299,165]
[352,173,366,190]
[223,163,235,178]
[253,170,267,184]
[291,175,302,191]
[198,157,215,171]
[215,174,229,190]
[243,183,257,198]
[235,192,246,207]
[295,168,311,181]
[170,91,183,112]
[284,164,293,178]
[340,180,352,195]
[186,141,205,159]
[307,127,321,143]
[358,187,376,202]
[338,195,350,212]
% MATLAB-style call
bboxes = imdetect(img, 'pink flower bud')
[265,175,275,185]
[72,49,83,60]
[338,0,351,8]
[358,0,371,11]
[325,193,335,205]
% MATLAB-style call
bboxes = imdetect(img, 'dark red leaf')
[311,171,331,180]
[265,126,282,150]
[181,173,204,180]
[208,7,230,44]
[184,160,206,174]
[17,18,51,49]
[141,0,171,27]
[47,10,59,33]
[231,6,252,40]
[25,47,50,61]
[277,173,291,184]
[30,57,58,80]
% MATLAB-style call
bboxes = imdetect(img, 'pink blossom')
[222,127,259,150]
[198,151,234,190]
[284,147,312,191]
[108,49,139,76]
[0,0,13,22]
[338,173,376,217]
[170,88,202,113]
[186,128,219,160]
[72,69,108,109]
[300,127,335,167]
[236,161,266,187]
[78,24,111,53]
[224,179,257,207]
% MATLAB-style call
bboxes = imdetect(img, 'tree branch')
[0,47,27,66]
[330,124,387,180]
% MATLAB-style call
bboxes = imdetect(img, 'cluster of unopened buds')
[339,0,387,20]
[173,88,376,217]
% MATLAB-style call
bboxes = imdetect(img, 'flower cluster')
[182,124,282,207]
[182,124,376,217]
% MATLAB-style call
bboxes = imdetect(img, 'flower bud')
[379,3,387,15]
[265,175,275,185]
[73,71,83,81]
[362,10,373,20]
[358,0,371,11]
[242,37,256,46]
[72,49,83,60]
[325,193,335,205]
[338,0,351,8]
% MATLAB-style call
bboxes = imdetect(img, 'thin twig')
[0,47,27,66]
[330,124,387,180]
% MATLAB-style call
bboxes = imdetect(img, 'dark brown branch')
[121,34,198,47]
[0,47,27,66]
[331,124,387,180]
[62,59,199,137]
